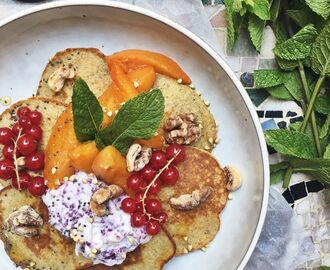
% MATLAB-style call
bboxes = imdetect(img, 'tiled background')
[206,3,329,269]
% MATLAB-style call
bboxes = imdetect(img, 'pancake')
[158,146,229,255]
[86,228,175,270]
[36,48,112,103]
[0,97,67,188]
[155,74,217,152]
[0,187,92,270]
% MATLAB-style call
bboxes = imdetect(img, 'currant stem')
[12,128,22,190]
[141,150,181,216]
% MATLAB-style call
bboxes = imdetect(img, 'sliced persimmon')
[127,66,156,92]
[108,49,191,84]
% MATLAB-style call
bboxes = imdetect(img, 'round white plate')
[0,1,269,269]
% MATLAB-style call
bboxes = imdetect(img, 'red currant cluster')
[0,106,47,196]
[121,144,185,236]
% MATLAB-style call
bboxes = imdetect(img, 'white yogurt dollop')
[42,171,151,266]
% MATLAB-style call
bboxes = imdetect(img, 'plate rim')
[0,1,270,269]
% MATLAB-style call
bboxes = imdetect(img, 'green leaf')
[287,9,324,29]
[254,69,286,88]
[274,24,318,60]
[270,0,281,22]
[270,162,289,173]
[266,84,294,100]
[283,71,304,101]
[248,13,266,52]
[315,91,330,114]
[224,0,242,50]
[290,157,330,185]
[72,78,103,142]
[276,57,298,70]
[233,0,243,12]
[306,0,330,20]
[265,129,316,158]
[273,19,289,45]
[311,23,330,76]
[96,89,164,154]
[270,170,285,185]
[320,113,330,138]
[247,0,270,20]
[324,144,330,159]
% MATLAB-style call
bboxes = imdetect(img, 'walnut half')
[163,113,201,145]
[169,186,213,210]
[90,185,123,216]
[48,66,75,93]
[126,143,152,172]
[4,205,43,237]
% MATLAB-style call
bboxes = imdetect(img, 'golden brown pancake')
[159,146,229,255]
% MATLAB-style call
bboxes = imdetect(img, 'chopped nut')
[163,113,201,145]
[126,143,152,172]
[228,193,233,200]
[200,247,207,252]
[224,166,241,191]
[177,78,183,84]
[48,66,75,92]
[89,200,107,217]
[82,178,88,184]
[204,145,210,150]
[4,205,43,237]
[92,185,123,204]
[133,81,140,88]
[91,248,98,254]
[196,91,201,96]
[183,248,188,254]
[208,137,214,144]
[63,176,69,181]
[187,244,193,251]
[51,166,57,175]
[69,175,76,181]
[189,83,195,89]
[169,186,213,210]
[92,178,98,185]
[107,111,113,118]
[88,217,94,223]
[215,137,220,144]
[204,100,210,106]
[102,107,107,112]
[16,156,26,169]
[183,236,188,242]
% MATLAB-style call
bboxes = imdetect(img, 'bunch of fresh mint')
[224,0,330,188]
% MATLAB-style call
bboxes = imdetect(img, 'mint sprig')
[224,0,330,188]
[72,79,164,155]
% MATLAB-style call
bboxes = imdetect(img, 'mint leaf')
[248,13,266,52]
[72,78,103,142]
[324,144,330,159]
[283,71,304,101]
[306,0,330,20]
[247,0,270,20]
[254,70,286,88]
[96,89,164,154]
[287,9,324,28]
[274,24,318,60]
[270,170,285,185]
[270,0,281,22]
[315,91,330,115]
[290,157,330,185]
[232,0,243,12]
[265,129,316,159]
[273,19,289,45]
[224,0,242,50]
[266,84,294,101]
[320,113,330,139]
[311,24,330,76]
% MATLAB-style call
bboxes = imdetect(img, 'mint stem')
[283,166,293,188]
[301,75,326,132]
[298,62,322,156]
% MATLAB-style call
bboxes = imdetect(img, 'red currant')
[141,165,157,183]
[25,152,44,171]
[28,110,42,126]
[154,212,168,223]
[160,166,179,185]
[136,202,143,212]
[131,212,147,227]
[148,180,161,195]
[0,127,14,145]
[2,143,21,160]
[127,173,145,191]
[11,171,31,190]
[121,197,137,213]
[18,116,32,130]
[165,144,185,164]
[25,125,42,141]
[145,198,162,215]
[0,159,15,179]
[17,106,31,118]
[28,176,47,196]
[11,123,22,136]
[17,134,37,155]
[146,220,161,235]
[149,150,167,170]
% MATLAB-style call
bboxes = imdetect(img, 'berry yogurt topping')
[42,171,151,266]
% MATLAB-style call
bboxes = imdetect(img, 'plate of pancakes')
[0,1,269,270]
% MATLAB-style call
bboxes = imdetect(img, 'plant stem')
[298,62,322,156]
[283,166,293,188]
[301,75,326,132]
